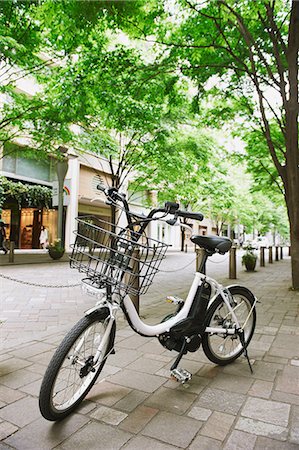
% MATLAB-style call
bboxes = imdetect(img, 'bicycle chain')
[0,273,81,288]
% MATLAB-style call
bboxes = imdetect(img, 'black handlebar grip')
[177,210,204,221]
[96,184,106,192]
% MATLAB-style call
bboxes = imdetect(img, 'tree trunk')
[285,1,299,288]
[289,210,299,289]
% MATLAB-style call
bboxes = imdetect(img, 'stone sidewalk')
[0,252,299,449]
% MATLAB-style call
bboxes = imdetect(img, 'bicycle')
[39,186,257,421]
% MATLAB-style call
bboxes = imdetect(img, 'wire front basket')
[70,216,169,296]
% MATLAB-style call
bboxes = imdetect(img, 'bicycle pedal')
[170,368,192,384]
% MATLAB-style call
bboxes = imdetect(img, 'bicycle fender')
[84,306,110,318]
[207,285,258,309]
[225,284,257,302]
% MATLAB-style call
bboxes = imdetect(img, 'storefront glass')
[1,207,58,249]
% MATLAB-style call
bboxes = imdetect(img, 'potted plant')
[242,244,257,271]
[48,239,65,260]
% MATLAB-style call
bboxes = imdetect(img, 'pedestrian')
[39,226,49,249]
[0,221,8,254]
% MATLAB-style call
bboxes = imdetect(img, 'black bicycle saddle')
[191,235,232,254]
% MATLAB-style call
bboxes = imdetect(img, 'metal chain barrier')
[209,255,229,264]
[159,256,197,273]
[0,273,81,288]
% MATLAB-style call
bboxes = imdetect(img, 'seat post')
[196,249,209,274]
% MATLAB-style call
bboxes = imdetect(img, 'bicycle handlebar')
[176,210,204,221]
[99,185,204,224]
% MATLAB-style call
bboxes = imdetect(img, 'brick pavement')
[0,251,299,449]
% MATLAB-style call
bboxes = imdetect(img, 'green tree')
[137,0,299,287]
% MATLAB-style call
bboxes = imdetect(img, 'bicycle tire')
[39,308,115,421]
[202,286,256,365]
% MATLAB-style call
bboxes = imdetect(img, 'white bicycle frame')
[83,269,256,344]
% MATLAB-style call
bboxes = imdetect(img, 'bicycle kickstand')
[238,329,253,374]
[170,339,192,384]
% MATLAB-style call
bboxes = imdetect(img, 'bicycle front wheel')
[39,308,115,421]
[202,286,256,365]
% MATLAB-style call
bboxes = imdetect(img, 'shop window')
[3,143,52,182]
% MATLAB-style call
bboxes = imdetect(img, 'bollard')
[196,248,206,273]
[8,241,15,263]
[280,246,283,259]
[289,246,291,256]
[129,249,140,313]
[260,247,265,267]
[275,246,279,261]
[269,246,273,263]
[229,246,237,279]
[185,244,188,253]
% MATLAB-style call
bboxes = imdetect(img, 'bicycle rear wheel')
[202,286,256,365]
[39,308,115,421]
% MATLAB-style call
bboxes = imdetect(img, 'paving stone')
[75,400,97,415]
[259,335,275,344]
[270,335,299,359]
[200,411,235,441]
[223,360,280,382]
[4,414,89,450]
[223,430,256,450]
[0,396,40,427]
[0,368,41,389]
[9,342,54,359]
[235,417,288,441]
[255,436,299,449]
[26,362,51,375]
[289,405,299,444]
[143,353,172,363]
[0,358,32,376]
[197,364,221,378]
[85,380,131,406]
[19,378,44,397]
[271,390,299,406]
[56,421,131,450]
[248,380,273,399]
[115,335,149,350]
[129,340,165,355]
[0,421,18,440]
[119,405,158,434]
[144,386,197,414]
[123,435,180,450]
[241,397,290,427]
[189,435,222,450]
[263,355,288,365]
[187,406,212,421]
[109,348,142,368]
[113,390,149,412]
[250,341,271,352]
[126,356,166,374]
[97,363,121,378]
[164,374,210,394]
[29,350,56,366]
[195,388,246,415]
[275,365,299,396]
[210,373,254,394]
[0,385,26,404]
[90,405,128,425]
[109,369,166,393]
[141,411,201,447]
